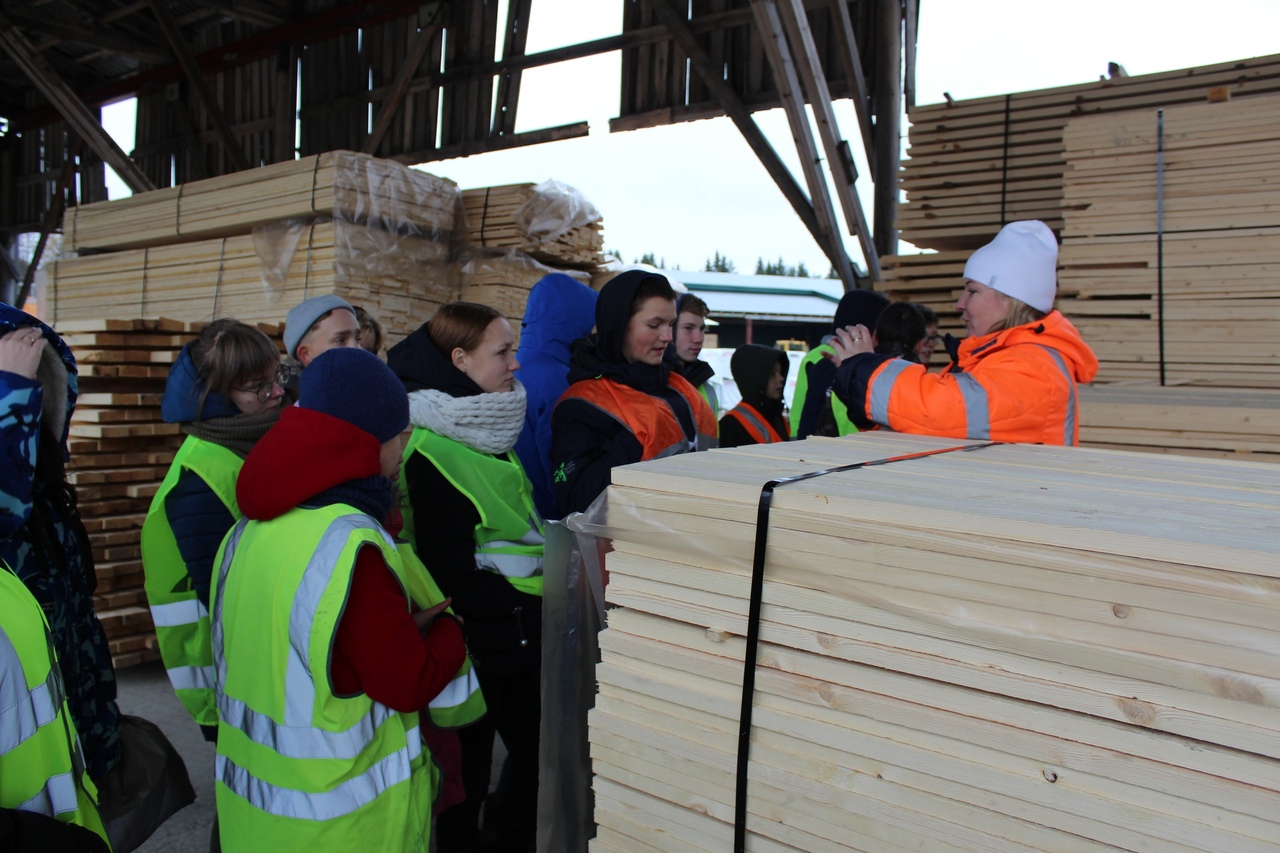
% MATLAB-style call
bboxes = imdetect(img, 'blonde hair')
[191,319,281,415]
[996,296,1048,333]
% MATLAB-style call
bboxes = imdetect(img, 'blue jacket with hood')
[0,303,122,783]
[514,274,598,519]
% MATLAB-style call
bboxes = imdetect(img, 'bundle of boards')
[898,51,1280,251]
[461,183,605,270]
[63,317,284,668]
[590,433,1280,852]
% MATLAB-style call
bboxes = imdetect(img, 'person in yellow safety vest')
[211,347,469,852]
[719,344,790,448]
[0,563,110,852]
[789,289,889,439]
[387,301,544,852]
[667,292,720,423]
[141,320,287,740]
[551,271,718,516]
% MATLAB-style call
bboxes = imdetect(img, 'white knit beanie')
[962,221,1058,313]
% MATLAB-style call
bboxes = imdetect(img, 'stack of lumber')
[460,250,593,346]
[1056,94,1280,387]
[64,317,285,668]
[62,151,460,252]
[1080,385,1280,463]
[45,221,455,346]
[900,52,1280,250]
[591,433,1280,853]
[876,251,966,368]
[461,183,605,270]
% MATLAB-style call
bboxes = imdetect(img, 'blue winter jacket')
[514,274,598,519]
[0,303,122,782]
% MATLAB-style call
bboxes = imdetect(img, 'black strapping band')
[732,440,999,853]
[999,94,1012,226]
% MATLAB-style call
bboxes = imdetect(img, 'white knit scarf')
[408,382,528,454]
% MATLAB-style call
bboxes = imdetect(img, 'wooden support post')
[362,22,439,155]
[827,0,876,175]
[491,0,534,137]
[170,88,210,180]
[872,0,901,258]
[776,0,880,283]
[147,0,251,172]
[749,0,858,290]
[904,0,918,110]
[15,142,82,308]
[0,12,155,194]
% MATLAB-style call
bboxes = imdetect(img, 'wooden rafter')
[491,0,533,138]
[0,11,154,193]
[827,0,876,173]
[147,0,250,172]
[362,21,439,156]
[776,0,880,281]
[4,9,171,63]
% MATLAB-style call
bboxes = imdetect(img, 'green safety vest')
[788,344,857,437]
[402,428,545,598]
[141,435,242,727]
[699,382,720,424]
[394,542,486,730]
[0,565,109,845]
[211,504,436,852]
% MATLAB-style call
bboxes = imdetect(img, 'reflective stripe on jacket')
[211,506,433,852]
[855,311,1098,445]
[141,435,242,727]
[724,402,788,445]
[393,543,486,730]
[789,344,855,437]
[0,566,109,844]
[560,371,718,461]
[402,428,547,598]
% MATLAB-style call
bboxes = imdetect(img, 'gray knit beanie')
[284,294,357,358]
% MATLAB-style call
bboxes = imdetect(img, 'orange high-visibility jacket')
[560,371,718,460]
[723,402,789,445]
[835,311,1098,446]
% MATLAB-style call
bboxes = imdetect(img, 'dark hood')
[518,273,598,361]
[160,342,241,423]
[0,303,77,448]
[386,321,485,398]
[731,344,788,411]
[832,289,890,333]
[566,270,673,393]
[664,347,714,388]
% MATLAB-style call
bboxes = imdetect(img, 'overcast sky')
[100,0,1280,276]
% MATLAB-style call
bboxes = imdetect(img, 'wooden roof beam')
[147,0,250,171]
[0,12,154,193]
[491,0,532,138]
[4,9,172,63]
[827,0,876,174]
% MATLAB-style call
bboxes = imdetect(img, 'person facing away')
[0,318,110,853]
[283,294,362,369]
[790,289,889,439]
[827,220,1099,445]
[141,319,287,739]
[0,306,121,787]
[211,347,466,853]
[387,301,543,852]
[550,270,718,516]
[666,293,719,421]
[719,344,790,448]
[513,273,598,521]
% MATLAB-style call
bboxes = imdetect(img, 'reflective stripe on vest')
[0,567,107,841]
[954,373,991,440]
[212,509,431,838]
[1037,345,1078,445]
[869,358,913,426]
[725,403,785,444]
[559,372,718,463]
[428,668,481,711]
[142,435,242,727]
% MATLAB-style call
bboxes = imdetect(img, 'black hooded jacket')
[720,345,790,448]
[386,323,540,674]
[550,271,698,516]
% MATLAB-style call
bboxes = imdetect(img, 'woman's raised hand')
[0,327,47,380]
[824,324,874,368]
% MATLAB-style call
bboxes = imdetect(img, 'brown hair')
[352,305,385,354]
[677,293,710,318]
[630,276,677,317]
[191,319,282,415]
[427,302,505,358]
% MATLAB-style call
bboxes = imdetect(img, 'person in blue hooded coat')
[0,303,122,784]
[513,273,598,520]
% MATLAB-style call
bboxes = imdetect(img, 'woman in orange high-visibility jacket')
[550,270,718,516]
[828,221,1098,446]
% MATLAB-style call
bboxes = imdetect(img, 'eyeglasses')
[233,364,292,402]
[924,333,942,344]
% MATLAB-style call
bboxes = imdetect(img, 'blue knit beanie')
[298,347,409,443]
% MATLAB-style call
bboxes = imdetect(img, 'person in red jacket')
[232,347,467,734]
[827,221,1099,445]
